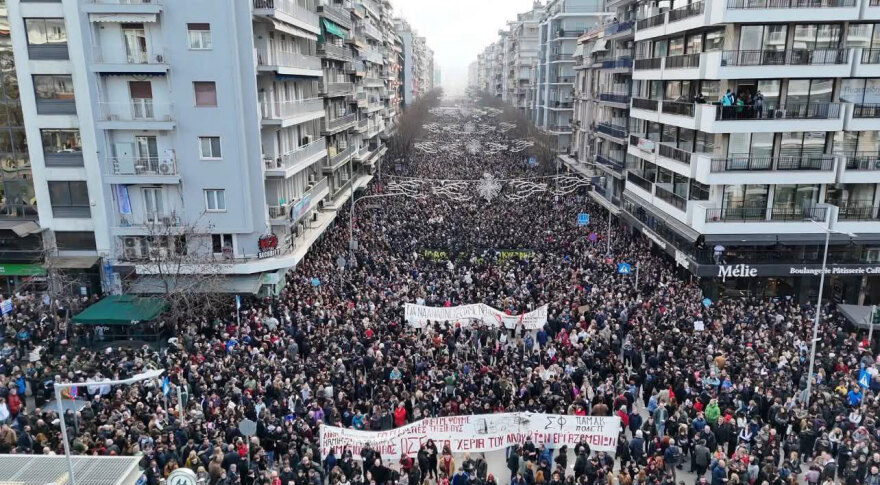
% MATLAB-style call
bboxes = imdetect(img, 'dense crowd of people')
[0,103,876,485]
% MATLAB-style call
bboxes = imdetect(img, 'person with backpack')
[664,438,681,480]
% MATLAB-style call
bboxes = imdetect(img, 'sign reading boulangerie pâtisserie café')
[704,263,880,278]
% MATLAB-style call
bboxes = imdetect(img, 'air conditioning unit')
[157,160,174,175]
[124,237,138,248]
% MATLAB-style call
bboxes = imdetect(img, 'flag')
[69,385,78,399]
[0,299,12,315]
[161,376,170,396]
[235,295,241,310]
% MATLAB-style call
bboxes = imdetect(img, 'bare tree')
[388,89,443,163]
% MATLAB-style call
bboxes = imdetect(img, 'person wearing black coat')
[506,446,520,481]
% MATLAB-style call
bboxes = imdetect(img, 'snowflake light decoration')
[466,139,481,155]
[463,121,476,134]
[477,173,502,202]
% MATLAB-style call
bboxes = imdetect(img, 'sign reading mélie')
[404,303,548,330]
[320,413,620,460]
[702,263,880,279]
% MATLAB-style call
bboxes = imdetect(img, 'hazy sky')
[392,0,539,95]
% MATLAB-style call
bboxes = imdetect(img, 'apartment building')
[0,0,47,295]
[533,0,605,153]
[564,0,637,214]
[506,4,544,116]
[620,0,880,304]
[9,0,427,295]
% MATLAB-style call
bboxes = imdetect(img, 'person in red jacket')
[6,388,21,417]
[616,406,629,428]
[393,402,407,427]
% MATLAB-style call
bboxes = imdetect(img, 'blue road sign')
[617,263,632,275]
[577,213,589,226]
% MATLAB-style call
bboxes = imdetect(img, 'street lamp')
[54,369,165,485]
[804,219,856,407]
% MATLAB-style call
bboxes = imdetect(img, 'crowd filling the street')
[0,101,879,485]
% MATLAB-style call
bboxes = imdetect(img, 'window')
[48,180,90,218]
[194,81,217,107]
[212,234,233,254]
[24,19,67,46]
[204,189,226,211]
[55,231,96,251]
[33,75,73,101]
[187,23,212,50]
[143,187,163,221]
[41,129,83,167]
[199,136,222,159]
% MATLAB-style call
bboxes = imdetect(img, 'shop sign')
[641,227,666,250]
[257,234,280,259]
[705,264,880,278]
[789,266,880,276]
[718,264,758,280]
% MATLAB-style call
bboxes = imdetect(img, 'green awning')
[73,295,167,326]
[322,18,347,39]
[0,263,47,276]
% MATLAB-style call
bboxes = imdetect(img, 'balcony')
[361,23,383,41]
[115,212,182,234]
[90,47,169,74]
[105,156,180,184]
[657,143,692,165]
[838,200,880,221]
[269,177,330,224]
[83,0,162,15]
[604,21,634,37]
[324,144,356,171]
[322,113,357,134]
[626,171,653,192]
[599,57,633,70]
[633,57,661,71]
[598,92,631,105]
[702,102,844,133]
[261,97,325,126]
[360,48,384,65]
[840,152,880,183]
[722,0,859,24]
[253,0,321,31]
[693,152,838,185]
[665,53,700,69]
[264,138,328,177]
[549,53,575,63]
[97,100,175,130]
[704,206,829,223]
[596,154,625,171]
[317,2,353,30]
[28,43,69,61]
[668,1,705,22]
[320,81,354,97]
[596,122,627,140]
[364,77,384,87]
[631,97,659,111]
[256,48,322,76]
[318,42,353,62]
[661,101,695,117]
[654,186,687,212]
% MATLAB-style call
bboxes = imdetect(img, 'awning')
[98,72,167,77]
[45,256,99,270]
[273,20,318,41]
[590,40,608,55]
[702,233,778,246]
[573,43,585,57]
[837,304,877,330]
[624,193,701,242]
[322,18,347,39]
[777,233,855,245]
[0,263,46,277]
[89,13,158,23]
[0,220,41,237]
[127,274,263,295]
[72,295,167,326]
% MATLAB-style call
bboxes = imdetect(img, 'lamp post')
[54,369,165,485]
[804,219,856,407]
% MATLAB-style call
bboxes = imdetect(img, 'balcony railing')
[328,144,356,166]
[325,113,357,132]
[253,0,320,26]
[854,104,880,118]
[108,156,178,176]
[845,152,880,170]
[632,97,659,111]
[655,186,687,211]
[264,138,327,172]
[710,155,835,172]
[634,57,661,70]
[256,48,322,71]
[668,1,704,21]
[318,42,353,61]
[88,0,162,4]
[626,171,653,191]
[715,103,841,120]
[599,92,631,104]
[261,97,324,120]
[596,154,625,170]
[657,143,692,164]
[320,81,355,96]
[549,53,575,62]
[661,101,695,117]
[91,47,166,65]
[554,29,584,38]
[636,12,665,30]
[318,3,353,29]
[721,49,848,66]
[665,53,700,69]
[727,0,855,7]
[705,206,828,222]
[863,48,880,64]
[97,100,174,122]
[838,200,880,220]
[600,57,633,69]
[604,21,634,36]
[596,122,627,139]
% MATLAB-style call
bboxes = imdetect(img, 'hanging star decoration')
[466,139,482,155]
[476,173,502,202]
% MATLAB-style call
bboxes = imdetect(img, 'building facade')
[8,0,430,294]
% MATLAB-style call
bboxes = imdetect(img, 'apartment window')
[33,75,75,114]
[194,81,217,107]
[212,234,233,254]
[48,181,90,218]
[689,180,709,201]
[199,136,221,159]
[847,23,880,49]
[793,24,842,50]
[204,189,226,212]
[55,231,96,251]
[41,129,83,167]
[841,78,880,104]
[834,130,880,156]
[25,19,68,59]
[786,79,833,105]
[187,23,213,50]
[773,185,820,211]
[739,25,787,52]
[143,187,163,222]
[723,185,769,212]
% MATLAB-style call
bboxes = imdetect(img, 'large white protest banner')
[320,413,620,460]
[404,303,548,330]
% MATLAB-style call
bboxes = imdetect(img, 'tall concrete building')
[8,0,428,294]
[393,18,433,105]
[506,3,544,116]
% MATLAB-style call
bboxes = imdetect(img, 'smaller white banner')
[404,303,548,330]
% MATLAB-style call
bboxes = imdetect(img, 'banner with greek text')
[404,303,548,330]
[320,413,620,460]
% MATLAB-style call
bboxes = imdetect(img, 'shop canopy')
[72,295,167,326]
[322,18,347,39]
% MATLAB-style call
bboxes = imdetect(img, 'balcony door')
[136,136,158,173]
[129,81,153,119]
[122,23,147,64]
[143,187,164,223]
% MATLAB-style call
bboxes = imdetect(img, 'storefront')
[0,262,47,295]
